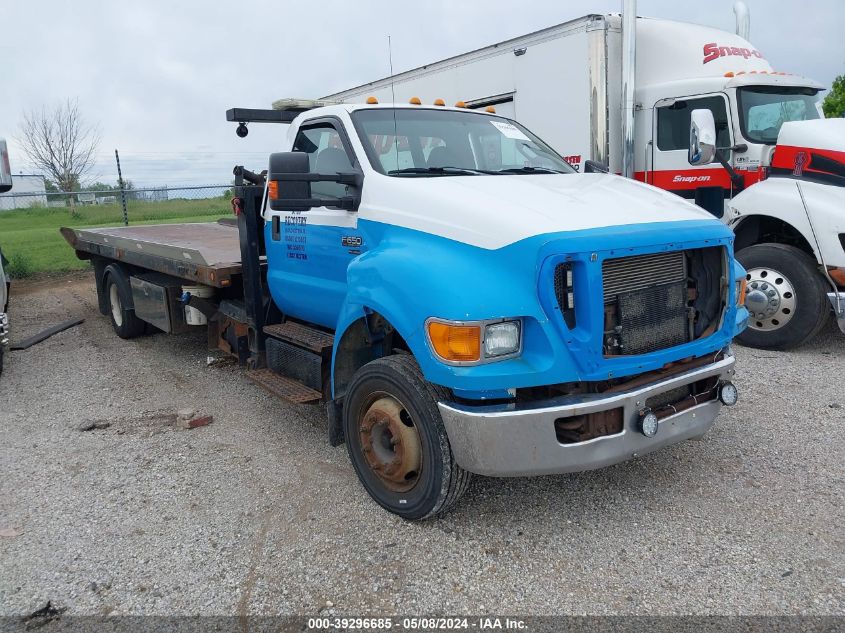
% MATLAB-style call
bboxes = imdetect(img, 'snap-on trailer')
[63,102,749,519]
[324,9,845,350]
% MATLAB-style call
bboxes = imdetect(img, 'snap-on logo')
[673,174,712,183]
[703,42,764,64]
[793,151,808,176]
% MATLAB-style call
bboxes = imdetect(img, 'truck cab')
[633,17,845,348]
[260,101,748,517]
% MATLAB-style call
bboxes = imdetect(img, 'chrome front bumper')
[828,292,845,335]
[438,355,736,477]
[0,312,8,347]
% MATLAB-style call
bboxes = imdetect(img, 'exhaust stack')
[734,1,751,40]
[621,0,637,179]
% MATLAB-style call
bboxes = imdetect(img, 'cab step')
[245,369,322,404]
[264,321,334,354]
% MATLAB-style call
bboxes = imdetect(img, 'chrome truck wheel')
[343,355,471,520]
[743,266,796,331]
[736,244,831,350]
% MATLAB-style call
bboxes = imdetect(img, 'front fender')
[730,178,845,267]
[332,222,563,397]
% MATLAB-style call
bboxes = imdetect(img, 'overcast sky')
[2,0,843,187]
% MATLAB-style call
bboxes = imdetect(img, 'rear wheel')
[736,243,830,350]
[103,265,146,339]
[343,355,471,520]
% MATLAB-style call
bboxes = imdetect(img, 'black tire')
[343,355,472,520]
[103,264,146,339]
[736,243,831,350]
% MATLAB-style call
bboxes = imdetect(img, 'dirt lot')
[1,272,843,617]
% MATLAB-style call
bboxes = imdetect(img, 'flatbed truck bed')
[60,221,252,288]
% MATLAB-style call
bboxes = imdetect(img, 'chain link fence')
[0,184,235,223]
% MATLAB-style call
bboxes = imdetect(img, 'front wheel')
[343,355,471,520]
[736,243,830,350]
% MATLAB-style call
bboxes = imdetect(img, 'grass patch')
[0,197,231,276]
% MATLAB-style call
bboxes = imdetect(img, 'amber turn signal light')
[427,321,481,363]
[737,278,747,306]
[268,180,279,200]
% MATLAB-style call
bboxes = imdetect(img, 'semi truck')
[0,139,12,375]
[63,101,748,519]
[324,10,845,350]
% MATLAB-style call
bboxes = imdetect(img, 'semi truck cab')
[633,19,845,347]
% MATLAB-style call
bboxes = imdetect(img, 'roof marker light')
[455,101,467,108]
[366,96,379,104]
[724,72,735,77]
[736,71,746,75]
[433,98,445,106]
[485,106,496,113]
[409,96,421,105]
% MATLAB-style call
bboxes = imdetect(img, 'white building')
[0,174,47,211]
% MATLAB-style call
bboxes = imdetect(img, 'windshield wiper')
[493,166,568,175]
[388,166,487,176]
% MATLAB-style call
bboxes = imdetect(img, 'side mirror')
[0,140,12,194]
[584,160,609,174]
[688,109,716,166]
[267,151,361,212]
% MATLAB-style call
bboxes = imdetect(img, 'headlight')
[484,320,521,357]
[427,318,522,364]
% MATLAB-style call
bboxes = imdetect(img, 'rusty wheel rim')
[358,394,422,493]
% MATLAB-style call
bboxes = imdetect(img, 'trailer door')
[649,94,734,217]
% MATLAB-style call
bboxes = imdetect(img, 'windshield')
[737,86,822,145]
[350,108,575,176]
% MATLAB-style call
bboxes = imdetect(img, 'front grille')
[617,281,690,354]
[602,251,686,302]
[603,250,691,356]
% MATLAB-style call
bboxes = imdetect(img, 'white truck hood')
[360,173,716,250]
[777,118,845,153]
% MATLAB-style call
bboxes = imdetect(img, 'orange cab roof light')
[485,105,497,113]
[409,96,421,105]
[433,98,445,106]
[724,72,735,77]
[455,101,467,108]
[366,96,379,104]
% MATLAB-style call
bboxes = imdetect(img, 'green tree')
[822,75,845,118]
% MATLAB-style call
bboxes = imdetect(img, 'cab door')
[649,94,734,217]
[264,118,365,329]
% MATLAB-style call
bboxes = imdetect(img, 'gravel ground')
[0,272,843,617]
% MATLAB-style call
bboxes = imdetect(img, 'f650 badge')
[341,236,362,247]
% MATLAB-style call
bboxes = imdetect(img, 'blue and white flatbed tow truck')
[62,100,749,519]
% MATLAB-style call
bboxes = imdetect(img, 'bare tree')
[18,99,101,192]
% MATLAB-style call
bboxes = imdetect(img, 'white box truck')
[324,9,845,349]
